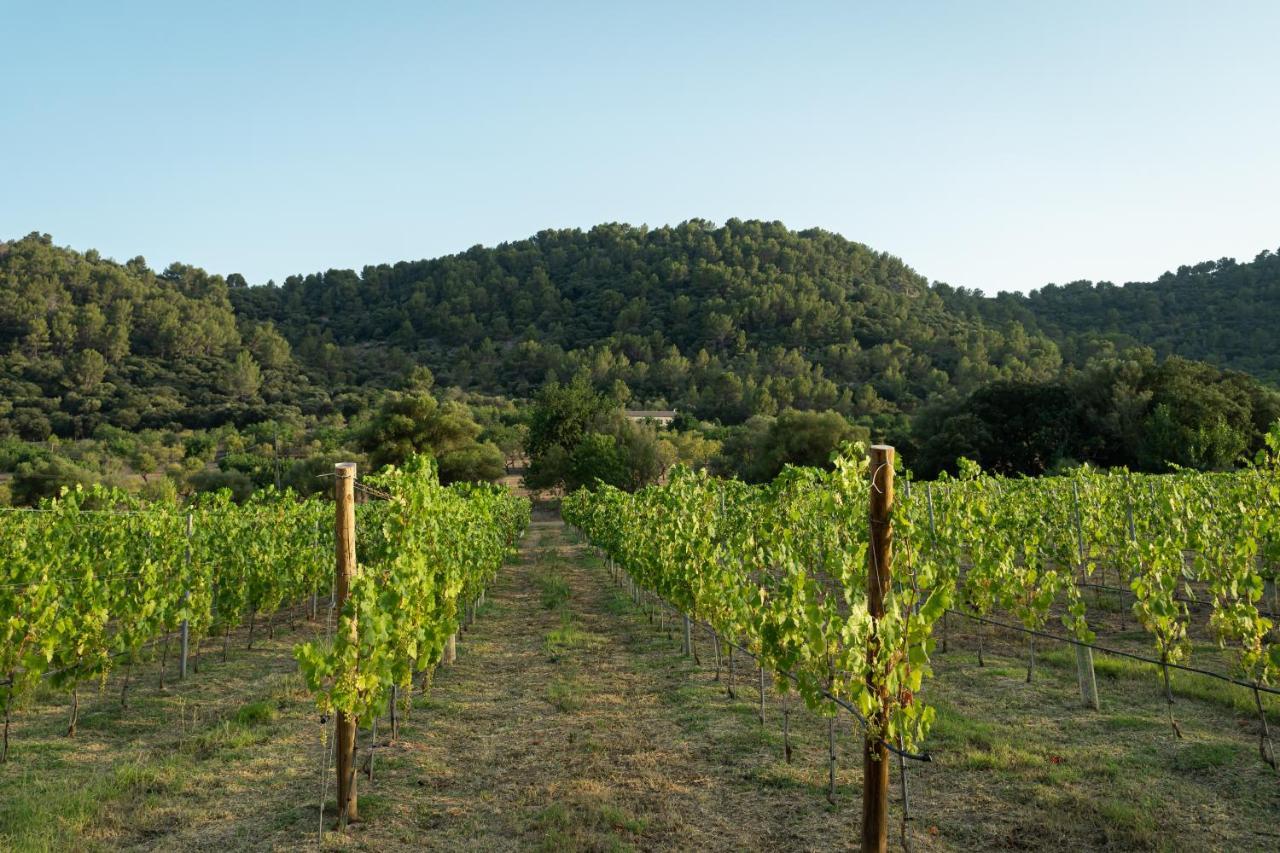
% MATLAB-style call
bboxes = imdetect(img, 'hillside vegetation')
[1,222,1278,489]
[942,250,1280,382]
[232,220,1067,434]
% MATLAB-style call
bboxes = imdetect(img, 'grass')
[1169,741,1241,771]
[531,799,647,852]
[543,614,591,658]
[0,682,294,850]
[1039,645,1280,722]
[604,588,634,616]
[535,566,572,612]
[0,608,324,852]
[233,698,278,726]
[546,676,584,712]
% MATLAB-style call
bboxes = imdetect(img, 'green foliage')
[138,476,179,504]
[524,379,681,492]
[568,433,630,491]
[949,248,1280,383]
[4,226,1279,483]
[226,350,263,400]
[294,456,529,723]
[438,442,506,484]
[564,447,947,752]
[0,233,322,439]
[567,444,1280,755]
[911,356,1279,477]
[10,456,101,505]
[0,482,333,718]
[187,469,255,502]
[526,378,617,470]
[360,389,503,482]
[229,220,1068,423]
[715,409,867,482]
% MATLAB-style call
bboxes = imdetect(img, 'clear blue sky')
[2,1,1277,293]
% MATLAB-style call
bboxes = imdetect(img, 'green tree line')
[3,224,1278,502]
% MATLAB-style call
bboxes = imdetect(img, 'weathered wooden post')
[180,511,193,679]
[334,462,358,826]
[1076,642,1100,710]
[862,445,893,853]
[1069,480,1100,709]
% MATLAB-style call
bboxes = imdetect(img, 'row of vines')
[295,457,530,725]
[564,442,1280,773]
[0,454,530,764]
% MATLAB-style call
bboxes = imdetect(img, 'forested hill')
[231,219,1063,430]
[3,223,1278,445]
[937,249,1280,382]
[0,234,327,440]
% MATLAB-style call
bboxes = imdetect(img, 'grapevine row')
[564,447,949,756]
[0,484,330,755]
[0,454,530,767]
[295,456,530,725]
[564,442,1280,773]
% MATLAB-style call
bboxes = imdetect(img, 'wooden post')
[926,483,947,654]
[1076,643,1100,710]
[862,445,893,853]
[758,665,765,724]
[334,462,358,826]
[180,512,193,680]
[1072,480,1086,564]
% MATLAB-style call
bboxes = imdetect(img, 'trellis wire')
[946,608,1280,697]
[595,543,932,762]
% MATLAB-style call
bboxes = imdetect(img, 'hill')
[937,249,1280,382]
[231,219,1064,432]
[0,233,336,441]
[3,222,1278,481]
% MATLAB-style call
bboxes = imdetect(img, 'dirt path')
[337,508,856,851]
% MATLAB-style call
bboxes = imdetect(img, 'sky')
[2,1,1278,294]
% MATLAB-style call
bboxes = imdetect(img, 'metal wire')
[947,608,1280,697]
[634,576,933,762]
[0,568,186,591]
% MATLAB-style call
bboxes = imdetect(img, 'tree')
[11,457,99,505]
[911,381,1080,477]
[228,350,263,399]
[614,420,677,489]
[67,349,107,394]
[525,378,617,490]
[567,433,630,491]
[526,377,616,460]
[248,322,292,370]
[361,390,503,482]
[716,410,864,482]
[1136,360,1252,471]
[482,422,528,469]
[438,443,506,484]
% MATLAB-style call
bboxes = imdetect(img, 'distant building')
[625,409,677,426]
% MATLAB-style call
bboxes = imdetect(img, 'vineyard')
[2,448,1280,849]
[563,442,1280,848]
[0,455,529,833]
